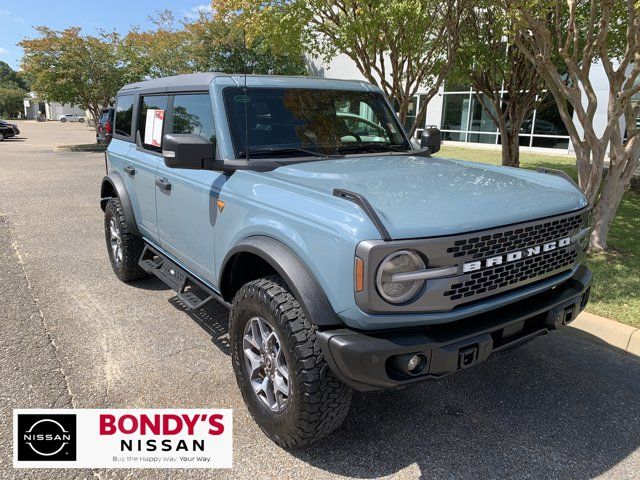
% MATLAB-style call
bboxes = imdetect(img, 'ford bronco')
[101,73,592,448]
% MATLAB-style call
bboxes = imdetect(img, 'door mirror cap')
[162,134,215,170]
[420,126,441,154]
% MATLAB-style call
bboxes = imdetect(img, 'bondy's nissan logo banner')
[14,409,232,468]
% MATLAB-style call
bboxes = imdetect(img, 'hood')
[266,154,588,239]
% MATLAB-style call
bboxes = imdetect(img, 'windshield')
[223,87,410,159]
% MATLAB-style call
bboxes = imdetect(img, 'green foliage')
[0,61,27,118]
[0,60,28,90]
[17,10,309,123]
[19,27,129,121]
[183,12,308,75]
[0,86,25,118]
[216,0,466,133]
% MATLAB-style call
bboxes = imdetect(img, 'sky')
[0,1,213,70]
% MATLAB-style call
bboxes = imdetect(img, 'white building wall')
[569,61,612,153]
[423,89,444,129]
[45,103,86,120]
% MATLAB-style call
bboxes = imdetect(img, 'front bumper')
[318,265,592,391]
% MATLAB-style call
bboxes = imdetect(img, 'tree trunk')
[88,105,101,133]
[589,163,629,251]
[501,128,520,167]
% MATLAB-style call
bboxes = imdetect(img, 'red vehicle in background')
[96,107,114,145]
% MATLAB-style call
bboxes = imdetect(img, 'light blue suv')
[101,73,592,447]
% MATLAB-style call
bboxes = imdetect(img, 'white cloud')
[0,9,10,15]
[183,4,213,19]
[0,47,8,55]
[13,17,25,24]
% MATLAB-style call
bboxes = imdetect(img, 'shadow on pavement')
[290,330,640,479]
[169,297,231,356]
[164,293,640,479]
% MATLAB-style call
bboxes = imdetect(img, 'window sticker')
[144,109,165,147]
[233,95,251,104]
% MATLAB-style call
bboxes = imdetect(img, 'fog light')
[389,352,429,377]
[407,354,421,372]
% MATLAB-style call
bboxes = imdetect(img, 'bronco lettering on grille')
[462,237,571,273]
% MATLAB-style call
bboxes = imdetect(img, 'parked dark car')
[0,120,19,141]
[97,107,114,145]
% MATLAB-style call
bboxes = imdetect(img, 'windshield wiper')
[238,147,331,158]
[337,143,409,153]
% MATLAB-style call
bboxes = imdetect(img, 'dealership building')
[314,54,639,154]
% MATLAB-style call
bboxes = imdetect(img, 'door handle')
[124,166,135,175]
[155,178,172,191]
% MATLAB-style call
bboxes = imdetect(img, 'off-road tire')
[230,276,352,448]
[104,197,147,282]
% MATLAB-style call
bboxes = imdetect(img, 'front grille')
[446,213,583,260]
[354,207,589,314]
[444,247,578,301]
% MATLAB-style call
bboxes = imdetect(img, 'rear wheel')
[104,198,147,282]
[60,117,67,123]
[230,276,352,448]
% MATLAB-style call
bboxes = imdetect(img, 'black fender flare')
[220,236,343,327]
[100,173,140,236]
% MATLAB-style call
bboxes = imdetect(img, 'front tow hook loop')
[458,345,478,369]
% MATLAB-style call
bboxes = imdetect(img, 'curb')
[53,145,106,152]
[566,311,640,356]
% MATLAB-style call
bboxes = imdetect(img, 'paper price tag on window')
[144,109,164,147]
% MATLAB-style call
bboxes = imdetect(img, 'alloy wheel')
[243,316,290,412]
[109,217,123,265]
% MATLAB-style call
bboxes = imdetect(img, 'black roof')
[117,72,377,96]
[118,73,229,95]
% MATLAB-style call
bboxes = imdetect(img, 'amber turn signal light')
[354,257,364,292]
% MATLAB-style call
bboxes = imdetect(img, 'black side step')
[138,244,231,311]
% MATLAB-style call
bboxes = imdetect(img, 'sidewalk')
[567,311,640,356]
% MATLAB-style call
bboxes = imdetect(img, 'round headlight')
[376,250,426,304]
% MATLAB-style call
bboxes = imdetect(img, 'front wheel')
[0,133,4,141]
[230,276,352,448]
[104,198,147,282]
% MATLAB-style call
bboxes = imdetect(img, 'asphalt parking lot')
[1,121,639,480]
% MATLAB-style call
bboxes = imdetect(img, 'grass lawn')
[438,145,640,328]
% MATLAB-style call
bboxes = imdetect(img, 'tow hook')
[458,345,479,369]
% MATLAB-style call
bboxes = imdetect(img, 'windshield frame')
[221,86,412,162]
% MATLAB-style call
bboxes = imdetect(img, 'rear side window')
[114,96,134,138]
[171,94,215,143]
[138,95,169,151]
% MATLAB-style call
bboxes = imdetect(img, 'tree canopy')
[215,0,468,135]
[503,0,640,250]
[19,27,129,124]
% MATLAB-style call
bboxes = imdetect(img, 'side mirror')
[162,134,215,170]
[420,126,441,154]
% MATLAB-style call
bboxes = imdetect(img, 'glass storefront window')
[441,94,470,132]
[498,134,533,147]
[532,136,569,149]
[469,95,498,132]
[434,90,572,151]
[534,93,572,136]
[468,132,497,144]
[441,131,466,141]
